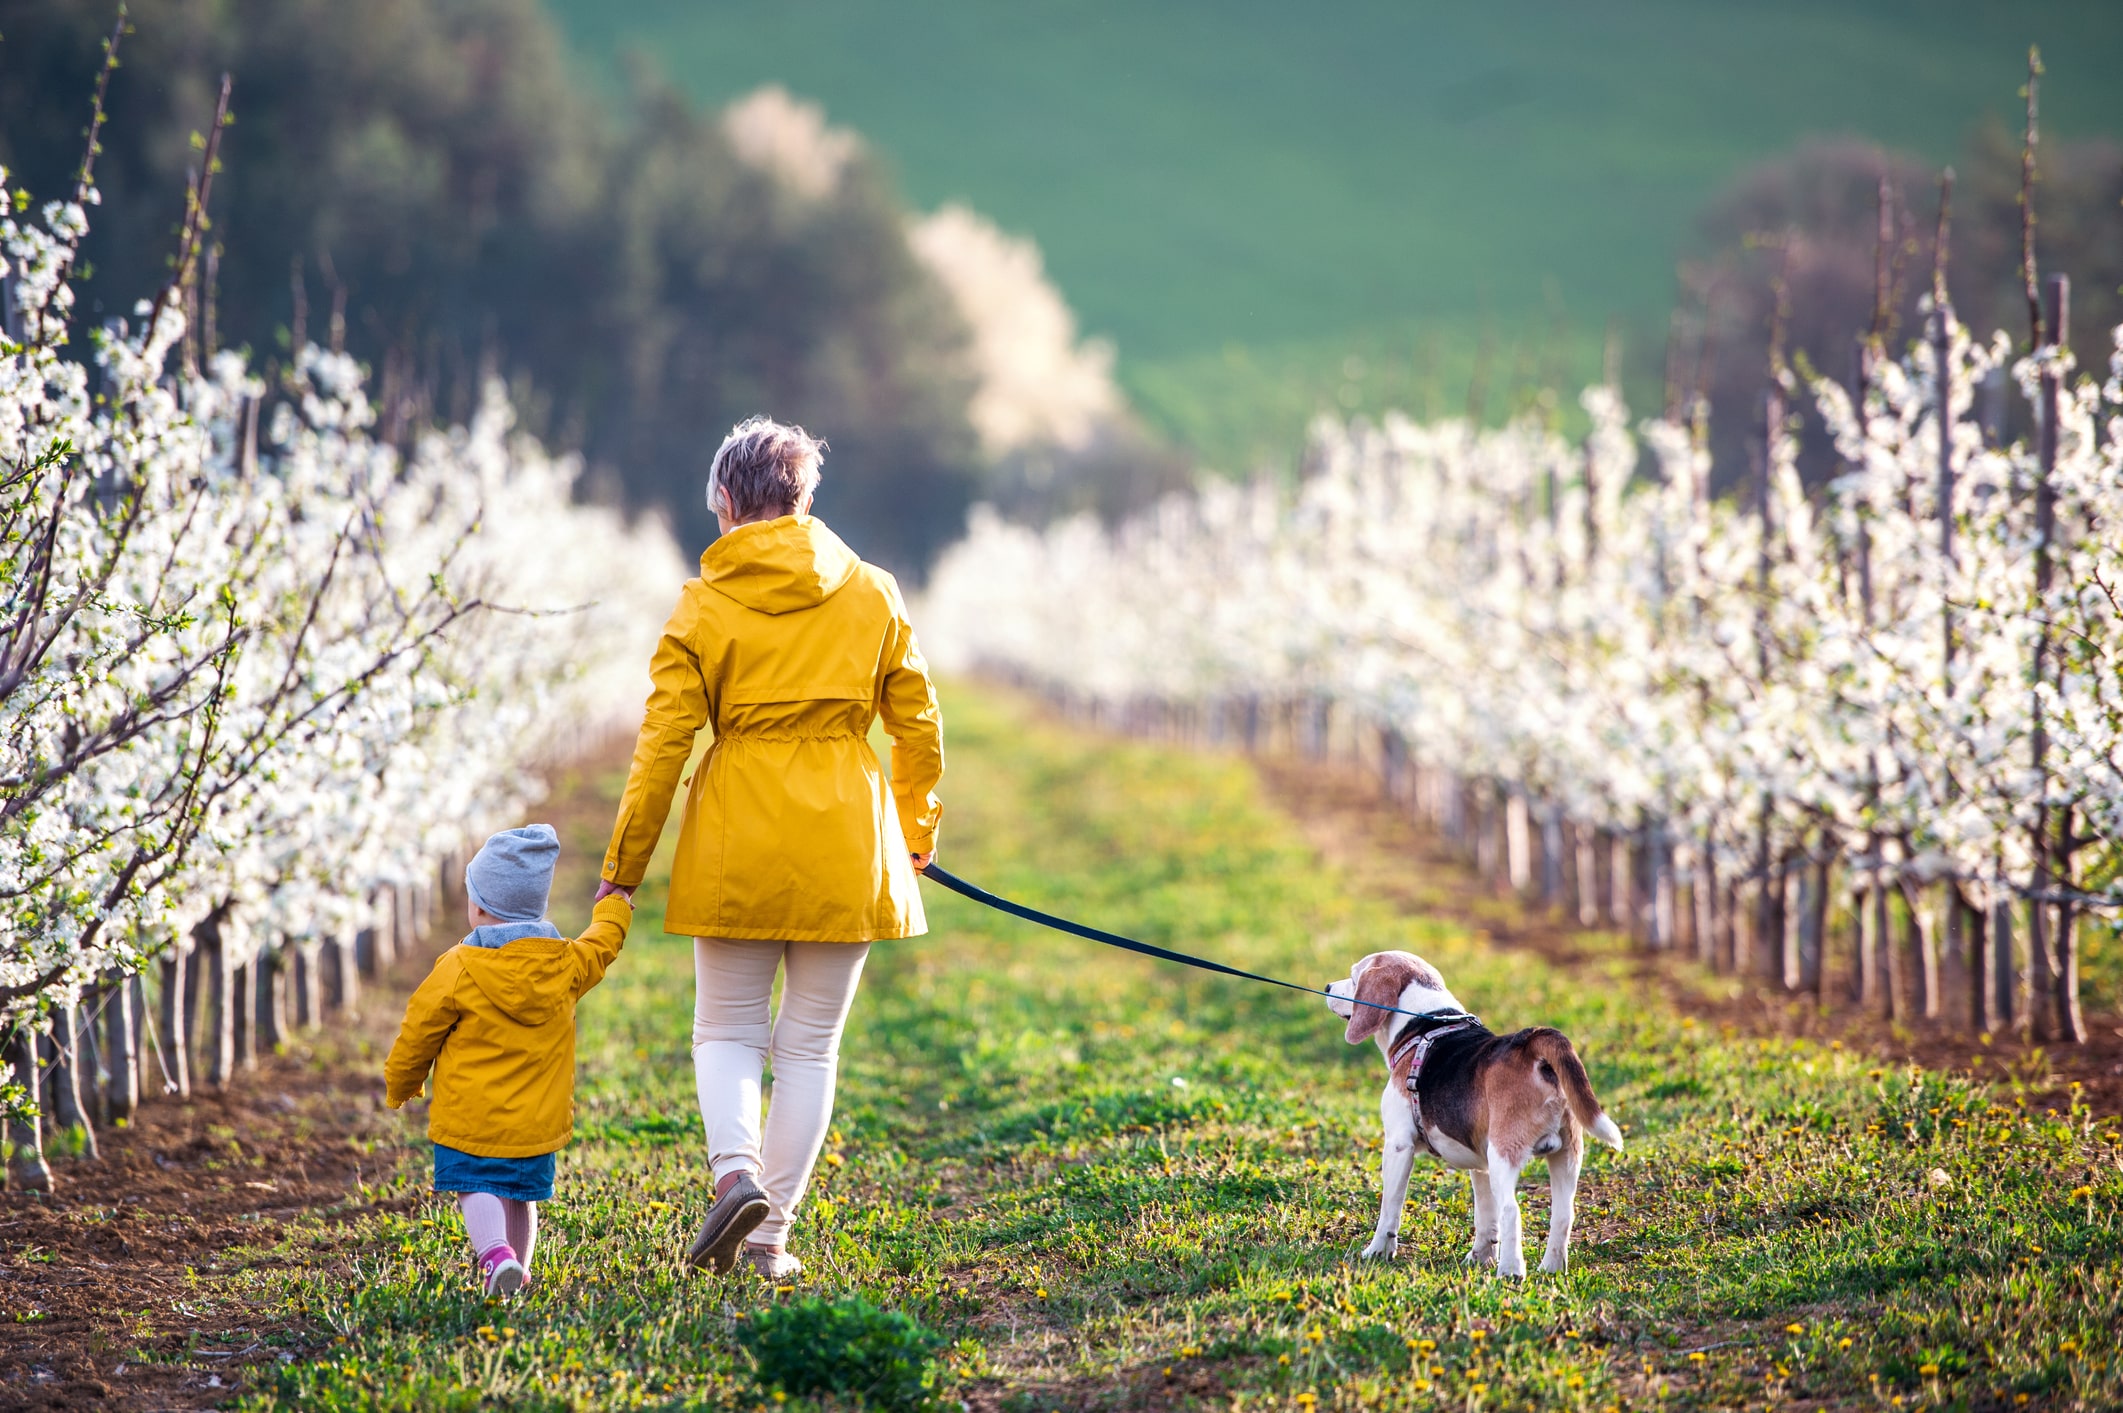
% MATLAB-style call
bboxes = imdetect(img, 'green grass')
[237,682,2119,1409]
[545,0,2123,472]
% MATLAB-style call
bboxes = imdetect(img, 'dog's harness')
[1387,1011,1483,1149]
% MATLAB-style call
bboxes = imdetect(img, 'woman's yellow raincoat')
[601,516,944,942]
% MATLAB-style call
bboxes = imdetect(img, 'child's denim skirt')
[432,1143,555,1202]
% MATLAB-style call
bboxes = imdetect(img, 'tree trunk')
[256,949,286,1055]
[2054,901,2084,1043]
[49,1004,98,1160]
[1505,791,1533,895]
[231,959,254,1072]
[1717,876,1739,973]
[330,926,361,1016]
[78,992,109,1125]
[5,1027,53,1191]
[1694,848,1718,967]
[1540,803,1565,910]
[1989,899,2016,1033]
[1757,859,1786,986]
[105,976,140,1123]
[1779,859,1803,990]
[1896,879,1937,1022]
[1967,893,1996,1033]
[202,924,234,1092]
[1798,858,1827,996]
[2053,807,2085,1043]
[1576,825,1601,927]
[378,888,401,970]
[2026,896,2054,1039]
[1560,819,1583,922]
[159,949,191,1099]
[1608,830,1632,934]
[1474,787,1497,881]
[1652,825,1676,951]
[291,943,321,1030]
[1879,876,1903,1022]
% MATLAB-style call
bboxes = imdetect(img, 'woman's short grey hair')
[708,417,826,522]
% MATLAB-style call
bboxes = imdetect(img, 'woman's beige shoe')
[685,1175,769,1272]
[743,1244,804,1281]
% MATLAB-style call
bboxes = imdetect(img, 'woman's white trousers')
[690,937,869,1245]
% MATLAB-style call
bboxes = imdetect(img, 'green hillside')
[545,0,2123,472]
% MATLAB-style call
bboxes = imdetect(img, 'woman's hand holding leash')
[910,852,934,874]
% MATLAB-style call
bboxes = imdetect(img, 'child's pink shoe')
[479,1245,526,1298]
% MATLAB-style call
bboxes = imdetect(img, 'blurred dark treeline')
[0,0,982,575]
[1674,122,2123,494]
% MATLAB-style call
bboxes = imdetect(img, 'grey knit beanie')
[464,824,560,924]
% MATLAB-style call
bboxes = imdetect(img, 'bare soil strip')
[1,757,622,1412]
[0,1015,416,1411]
[1254,755,2123,1116]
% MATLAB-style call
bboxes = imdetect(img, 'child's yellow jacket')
[384,895,632,1157]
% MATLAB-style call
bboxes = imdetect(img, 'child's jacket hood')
[456,938,574,1026]
[701,515,859,615]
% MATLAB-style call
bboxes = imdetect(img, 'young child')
[385,824,632,1296]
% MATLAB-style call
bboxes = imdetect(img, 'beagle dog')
[1325,950,1622,1276]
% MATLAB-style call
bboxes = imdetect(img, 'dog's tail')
[1530,1030,1623,1150]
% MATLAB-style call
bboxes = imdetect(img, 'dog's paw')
[1359,1233,1399,1261]
[1537,1252,1569,1275]
[1495,1254,1528,1279]
[1463,1244,1496,1268]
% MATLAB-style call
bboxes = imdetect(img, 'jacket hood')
[701,516,861,615]
[455,939,573,1025]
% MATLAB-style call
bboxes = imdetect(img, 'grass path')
[241,683,2118,1410]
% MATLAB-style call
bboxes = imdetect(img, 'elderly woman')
[596,418,943,1279]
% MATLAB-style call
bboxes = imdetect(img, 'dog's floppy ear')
[1345,956,1414,1044]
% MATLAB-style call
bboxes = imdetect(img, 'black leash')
[919,863,1465,1023]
